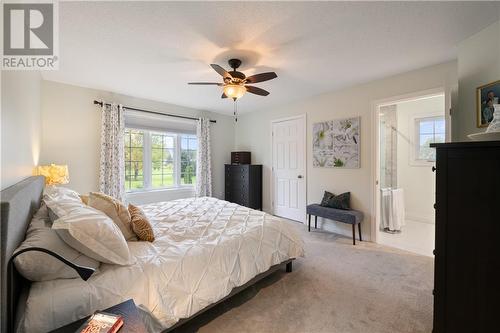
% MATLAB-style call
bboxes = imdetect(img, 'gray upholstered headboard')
[0,176,45,333]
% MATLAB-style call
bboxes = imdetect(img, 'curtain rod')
[93,100,216,123]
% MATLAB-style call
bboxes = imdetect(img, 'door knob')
[298,175,303,179]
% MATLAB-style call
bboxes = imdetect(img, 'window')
[124,128,197,191]
[414,116,445,162]
[124,129,144,190]
[151,132,175,188]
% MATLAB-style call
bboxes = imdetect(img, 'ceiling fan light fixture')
[223,84,246,99]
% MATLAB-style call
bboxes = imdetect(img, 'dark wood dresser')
[431,141,500,333]
[225,164,262,210]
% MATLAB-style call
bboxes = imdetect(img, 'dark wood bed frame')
[0,176,294,332]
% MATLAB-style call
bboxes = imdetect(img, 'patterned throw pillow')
[321,191,351,210]
[128,204,155,242]
[320,191,335,206]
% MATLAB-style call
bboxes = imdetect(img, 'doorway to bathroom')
[374,90,448,256]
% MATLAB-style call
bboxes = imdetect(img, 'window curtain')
[196,117,212,197]
[99,102,125,201]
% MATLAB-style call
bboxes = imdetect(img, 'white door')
[272,115,306,222]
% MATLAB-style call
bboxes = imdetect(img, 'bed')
[0,177,304,333]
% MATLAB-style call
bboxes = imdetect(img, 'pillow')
[44,196,86,220]
[88,192,136,241]
[320,191,335,207]
[128,204,155,242]
[52,204,135,265]
[44,186,82,203]
[14,204,100,281]
[321,191,351,210]
[79,194,89,205]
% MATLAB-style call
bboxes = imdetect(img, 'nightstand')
[49,299,147,333]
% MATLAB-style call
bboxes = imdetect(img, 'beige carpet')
[172,220,434,333]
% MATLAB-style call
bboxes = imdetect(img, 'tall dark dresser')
[224,164,262,210]
[431,141,500,333]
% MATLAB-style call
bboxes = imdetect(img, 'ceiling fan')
[188,58,277,100]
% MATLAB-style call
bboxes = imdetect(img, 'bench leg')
[315,215,317,229]
[352,224,356,245]
[308,214,311,232]
[286,261,292,273]
[358,223,362,242]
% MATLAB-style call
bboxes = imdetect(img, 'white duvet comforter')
[21,197,304,332]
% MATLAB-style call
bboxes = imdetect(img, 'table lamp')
[33,164,69,186]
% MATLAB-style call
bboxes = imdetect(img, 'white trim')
[143,131,152,189]
[370,87,446,244]
[270,114,307,222]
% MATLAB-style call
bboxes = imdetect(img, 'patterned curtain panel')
[99,102,125,201]
[196,117,212,197]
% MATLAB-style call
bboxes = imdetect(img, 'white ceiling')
[43,1,500,115]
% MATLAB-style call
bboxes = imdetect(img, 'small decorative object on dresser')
[49,299,147,333]
[225,164,262,210]
[231,151,251,164]
[468,104,500,141]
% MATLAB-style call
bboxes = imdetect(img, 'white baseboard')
[405,211,434,224]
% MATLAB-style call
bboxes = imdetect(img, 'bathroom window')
[413,116,445,162]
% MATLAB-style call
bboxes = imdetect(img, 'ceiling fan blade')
[210,64,232,79]
[245,72,277,84]
[188,82,222,85]
[221,93,228,99]
[245,85,270,96]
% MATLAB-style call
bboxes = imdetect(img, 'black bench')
[307,204,364,245]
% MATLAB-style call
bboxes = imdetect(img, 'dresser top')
[431,140,500,149]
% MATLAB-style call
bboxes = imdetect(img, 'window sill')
[125,186,195,205]
[126,186,194,194]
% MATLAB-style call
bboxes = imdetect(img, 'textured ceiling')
[42,1,500,115]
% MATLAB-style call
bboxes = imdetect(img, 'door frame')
[270,114,307,223]
[370,87,449,243]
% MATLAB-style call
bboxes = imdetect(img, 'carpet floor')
[171,220,434,333]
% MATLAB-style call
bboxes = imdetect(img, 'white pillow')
[52,205,135,265]
[44,186,82,202]
[14,204,100,281]
[44,187,85,221]
[44,199,83,219]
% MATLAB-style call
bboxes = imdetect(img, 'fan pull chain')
[233,99,238,122]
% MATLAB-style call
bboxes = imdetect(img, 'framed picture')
[313,117,360,168]
[477,80,500,128]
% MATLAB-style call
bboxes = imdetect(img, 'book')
[76,311,124,333]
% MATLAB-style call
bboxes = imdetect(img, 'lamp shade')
[34,164,69,185]
[223,84,246,99]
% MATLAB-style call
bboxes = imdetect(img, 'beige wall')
[454,20,500,141]
[1,71,42,190]
[40,80,235,201]
[235,61,457,241]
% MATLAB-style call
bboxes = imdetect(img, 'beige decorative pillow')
[79,194,89,205]
[128,204,155,242]
[88,192,136,241]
